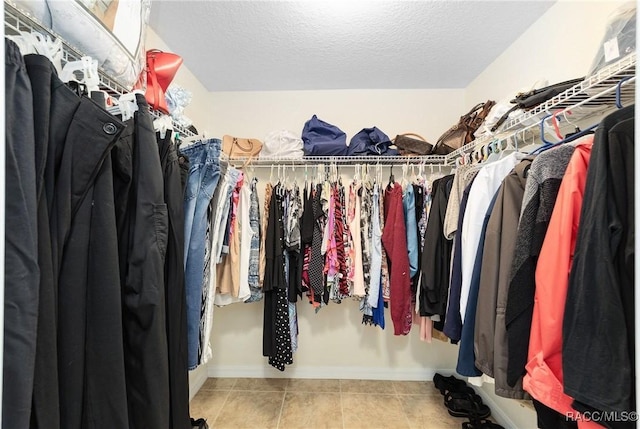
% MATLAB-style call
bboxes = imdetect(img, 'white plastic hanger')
[60,56,100,93]
[107,90,143,122]
[498,135,518,159]
[485,139,501,163]
[153,114,174,139]
[8,31,63,73]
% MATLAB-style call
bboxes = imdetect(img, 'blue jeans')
[180,139,221,369]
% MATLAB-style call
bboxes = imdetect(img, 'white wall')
[145,28,213,137]
[207,88,465,144]
[465,0,628,108]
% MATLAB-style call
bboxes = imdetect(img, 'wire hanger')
[615,76,634,109]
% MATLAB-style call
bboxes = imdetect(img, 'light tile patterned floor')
[190,378,470,429]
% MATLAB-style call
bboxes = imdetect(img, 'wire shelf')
[4,0,197,138]
[226,155,448,167]
[505,53,636,130]
[445,53,636,163]
[149,109,197,138]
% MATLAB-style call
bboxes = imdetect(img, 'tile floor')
[190,378,478,429]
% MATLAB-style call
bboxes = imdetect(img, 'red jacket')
[382,183,411,335]
[525,138,600,428]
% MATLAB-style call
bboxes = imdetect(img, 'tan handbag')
[432,100,496,155]
[222,135,263,160]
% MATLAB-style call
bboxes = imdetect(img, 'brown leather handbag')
[433,100,496,155]
[222,135,263,161]
[144,49,183,113]
[393,133,433,156]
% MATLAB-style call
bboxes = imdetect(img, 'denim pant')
[201,166,240,364]
[181,139,221,369]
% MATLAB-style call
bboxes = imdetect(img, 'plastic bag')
[15,0,151,90]
[586,2,636,76]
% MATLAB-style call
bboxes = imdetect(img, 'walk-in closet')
[3,1,637,428]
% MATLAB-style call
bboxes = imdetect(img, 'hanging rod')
[226,155,448,167]
[4,0,197,138]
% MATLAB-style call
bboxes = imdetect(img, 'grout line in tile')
[340,388,345,429]
[398,394,413,429]
[210,389,231,427]
[275,389,287,429]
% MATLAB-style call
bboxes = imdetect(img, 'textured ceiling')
[149,1,555,91]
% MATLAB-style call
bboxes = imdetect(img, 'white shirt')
[459,152,525,321]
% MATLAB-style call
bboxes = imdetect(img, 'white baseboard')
[189,367,209,400]
[474,386,518,429]
[206,364,453,381]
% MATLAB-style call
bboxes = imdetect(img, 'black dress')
[262,185,293,371]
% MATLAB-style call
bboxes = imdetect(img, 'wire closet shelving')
[4,0,197,138]
[5,0,635,166]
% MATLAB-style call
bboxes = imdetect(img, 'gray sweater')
[503,143,577,388]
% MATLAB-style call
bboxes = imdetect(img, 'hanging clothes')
[283,185,302,353]
[6,42,196,428]
[181,139,222,369]
[10,46,56,429]
[200,162,234,364]
[359,181,374,318]
[307,183,326,305]
[504,144,577,387]
[443,164,477,240]
[334,183,350,300]
[259,183,273,287]
[285,184,303,302]
[459,153,525,326]
[380,199,391,303]
[382,182,412,336]
[111,95,173,429]
[300,184,313,298]
[238,179,253,298]
[443,170,478,342]
[524,138,597,427]
[419,174,454,324]
[347,180,366,297]
[364,183,383,326]
[413,179,433,342]
[403,183,418,279]
[324,182,340,298]
[360,182,373,293]
[456,189,500,377]
[246,177,262,303]
[563,107,635,419]
[214,172,253,306]
[262,185,293,371]
[473,158,532,400]
[157,130,191,429]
